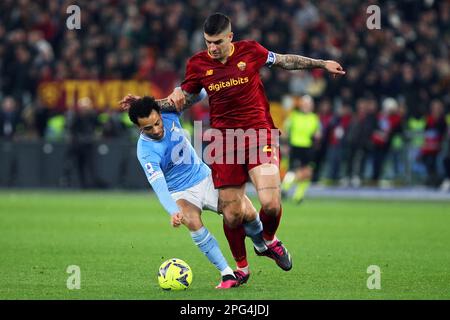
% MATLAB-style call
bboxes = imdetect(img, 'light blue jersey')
[137,112,210,215]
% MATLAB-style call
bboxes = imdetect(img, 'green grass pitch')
[0,191,449,299]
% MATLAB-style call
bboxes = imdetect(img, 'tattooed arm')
[273,53,345,75]
[154,97,178,113]
[157,88,206,112]
[119,89,206,113]
[274,54,325,70]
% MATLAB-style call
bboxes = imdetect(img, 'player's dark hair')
[128,96,160,125]
[203,12,231,35]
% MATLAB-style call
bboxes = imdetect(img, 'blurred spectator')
[294,0,320,30]
[0,96,20,140]
[312,98,333,182]
[419,99,447,187]
[33,102,50,139]
[28,30,54,70]
[99,109,128,139]
[45,113,66,142]
[405,109,427,184]
[385,102,408,183]
[344,97,377,187]
[62,97,105,189]
[441,116,450,192]
[370,97,403,185]
[325,103,353,184]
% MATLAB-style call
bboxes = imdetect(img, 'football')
[157,258,193,290]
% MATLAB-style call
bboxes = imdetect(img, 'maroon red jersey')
[181,40,276,130]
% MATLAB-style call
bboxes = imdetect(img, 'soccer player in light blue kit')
[122,94,266,289]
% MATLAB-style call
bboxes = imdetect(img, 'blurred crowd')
[282,94,449,191]
[0,0,449,188]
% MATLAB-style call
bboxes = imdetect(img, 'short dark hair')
[203,12,231,35]
[128,96,160,125]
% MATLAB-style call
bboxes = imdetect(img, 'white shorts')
[171,174,219,213]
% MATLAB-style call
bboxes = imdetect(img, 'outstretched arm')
[118,88,206,113]
[273,53,345,75]
[156,88,205,112]
[154,97,179,113]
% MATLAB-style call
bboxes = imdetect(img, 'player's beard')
[209,50,221,59]
[147,129,164,140]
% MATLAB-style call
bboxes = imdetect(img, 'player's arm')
[139,155,183,227]
[157,88,207,113]
[150,177,183,227]
[118,88,206,113]
[272,53,345,75]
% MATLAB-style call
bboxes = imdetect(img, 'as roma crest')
[237,61,246,71]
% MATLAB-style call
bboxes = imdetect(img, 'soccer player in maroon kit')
[121,13,345,284]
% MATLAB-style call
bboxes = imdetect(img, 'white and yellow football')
[157,258,193,290]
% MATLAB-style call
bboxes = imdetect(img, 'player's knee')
[261,199,281,217]
[244,201,257,221]
[183,220,203,231]
[181,212,203,231]
[223,213,243,228]
[222,203,245,228]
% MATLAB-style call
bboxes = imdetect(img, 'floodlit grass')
[0,191,449,299]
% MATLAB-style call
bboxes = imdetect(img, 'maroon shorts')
[208,128,280,188]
